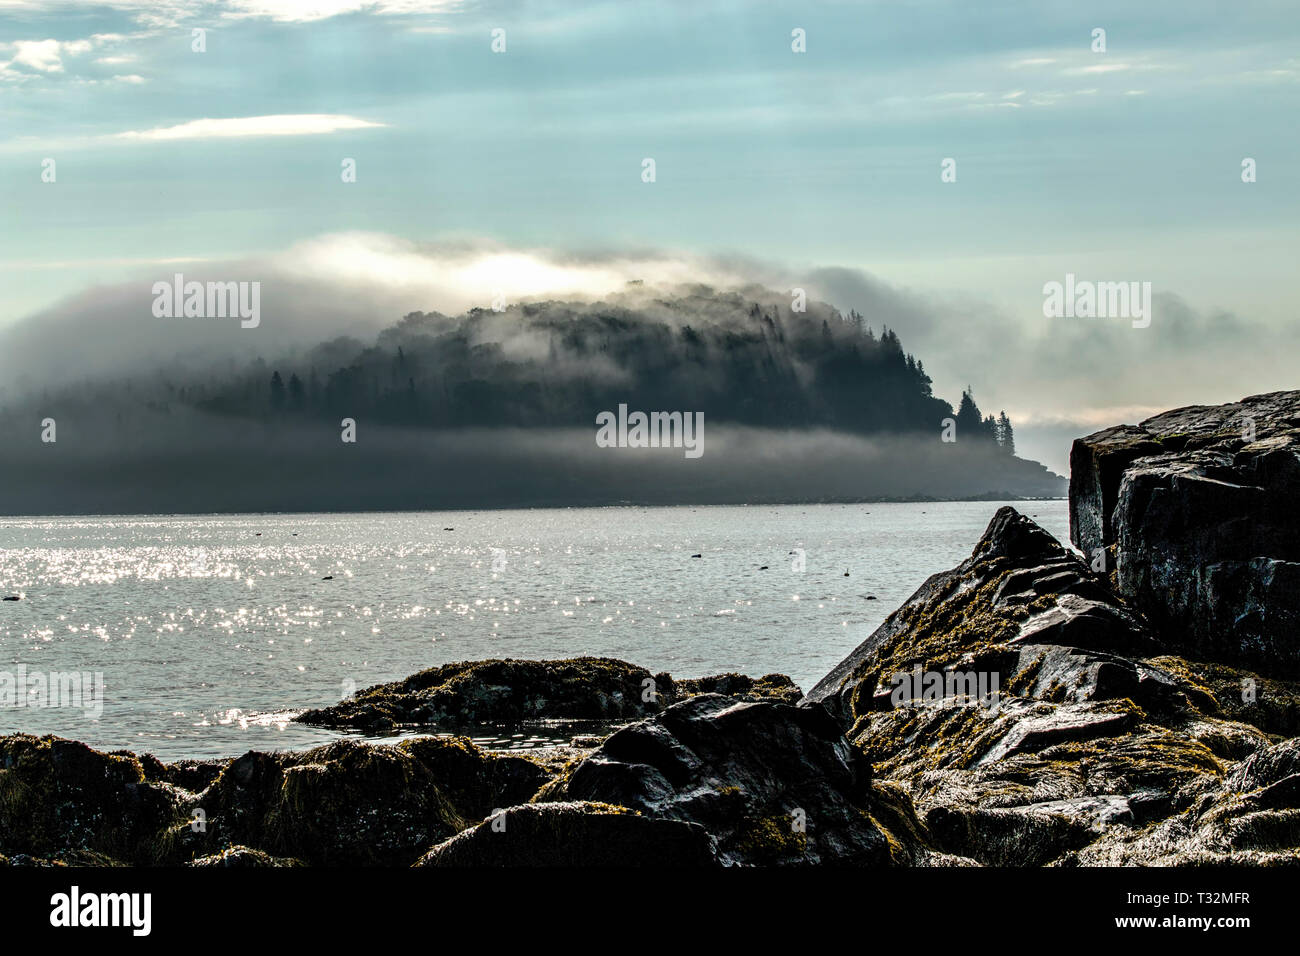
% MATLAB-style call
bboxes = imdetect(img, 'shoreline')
[0,495,1069,521]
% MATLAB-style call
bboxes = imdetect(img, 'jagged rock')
[1062,737,1300,865]
[534,693,939,865]
[804,507,1162,730]
[1070,390,1300,673]
[802,505,1300,865]
[137,753,225,794]
[1069,426,1163,561]
[294,656,802,734]
[1148,656,1300,738]
[415,802,715,867]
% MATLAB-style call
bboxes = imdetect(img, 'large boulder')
[533,693,939,865]
[1070,390,1300,673]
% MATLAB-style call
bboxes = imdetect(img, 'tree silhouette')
[997,410,1015,455]
[270,371,285,410]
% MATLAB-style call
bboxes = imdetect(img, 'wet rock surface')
[804,497,1300,866]
[1071,390,1300,673]
[533,693,940,865]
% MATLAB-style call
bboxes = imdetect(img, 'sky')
[2,0,1298,473]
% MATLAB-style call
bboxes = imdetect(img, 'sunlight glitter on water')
[0,501,1070,760]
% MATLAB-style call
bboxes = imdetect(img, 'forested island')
[0,286,1062,513]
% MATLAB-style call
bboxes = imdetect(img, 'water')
[0,501,1069,760]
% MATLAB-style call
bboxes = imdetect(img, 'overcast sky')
[2,0,1297,473]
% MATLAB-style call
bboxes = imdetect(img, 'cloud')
[0,32,141,82]
[3,38,91,73]
[272,233,756,309]
[113,114,386,141]
[0,0,465,29]
[220,0,464,22]
[1064,63,1132,75]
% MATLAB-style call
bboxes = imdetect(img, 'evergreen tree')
[270,371,285,410]
[955,387,983,438]
[997,411,1015,456]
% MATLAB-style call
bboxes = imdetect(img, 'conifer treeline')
[181,288,1017,448]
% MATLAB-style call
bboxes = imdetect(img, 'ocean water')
[0,501,1070,761]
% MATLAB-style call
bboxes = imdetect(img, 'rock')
[294,657,803,733]
[178,736,546,866]
[0,735,186,865]
[0,849,126,867]
[1063,737,1300,865]
[1146,656,1300,739]
[802,505,1300,865]
[534,694,940,865]
[803,507,1161,730]
[1070,390,1300,673]
[415,802,715,867]
[1068,425,1162,563]
[188,846,303,867]
[295,657,665,733]
[391,735,550,822]
[671,672,803,705]
[0,731,556,867]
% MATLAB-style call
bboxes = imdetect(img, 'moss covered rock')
[801,505,1300,866]
[0,735,187,865]
[295,656,802,734]
[0,731,555,867]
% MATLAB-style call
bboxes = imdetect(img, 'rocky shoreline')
[3,391,1297,867]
